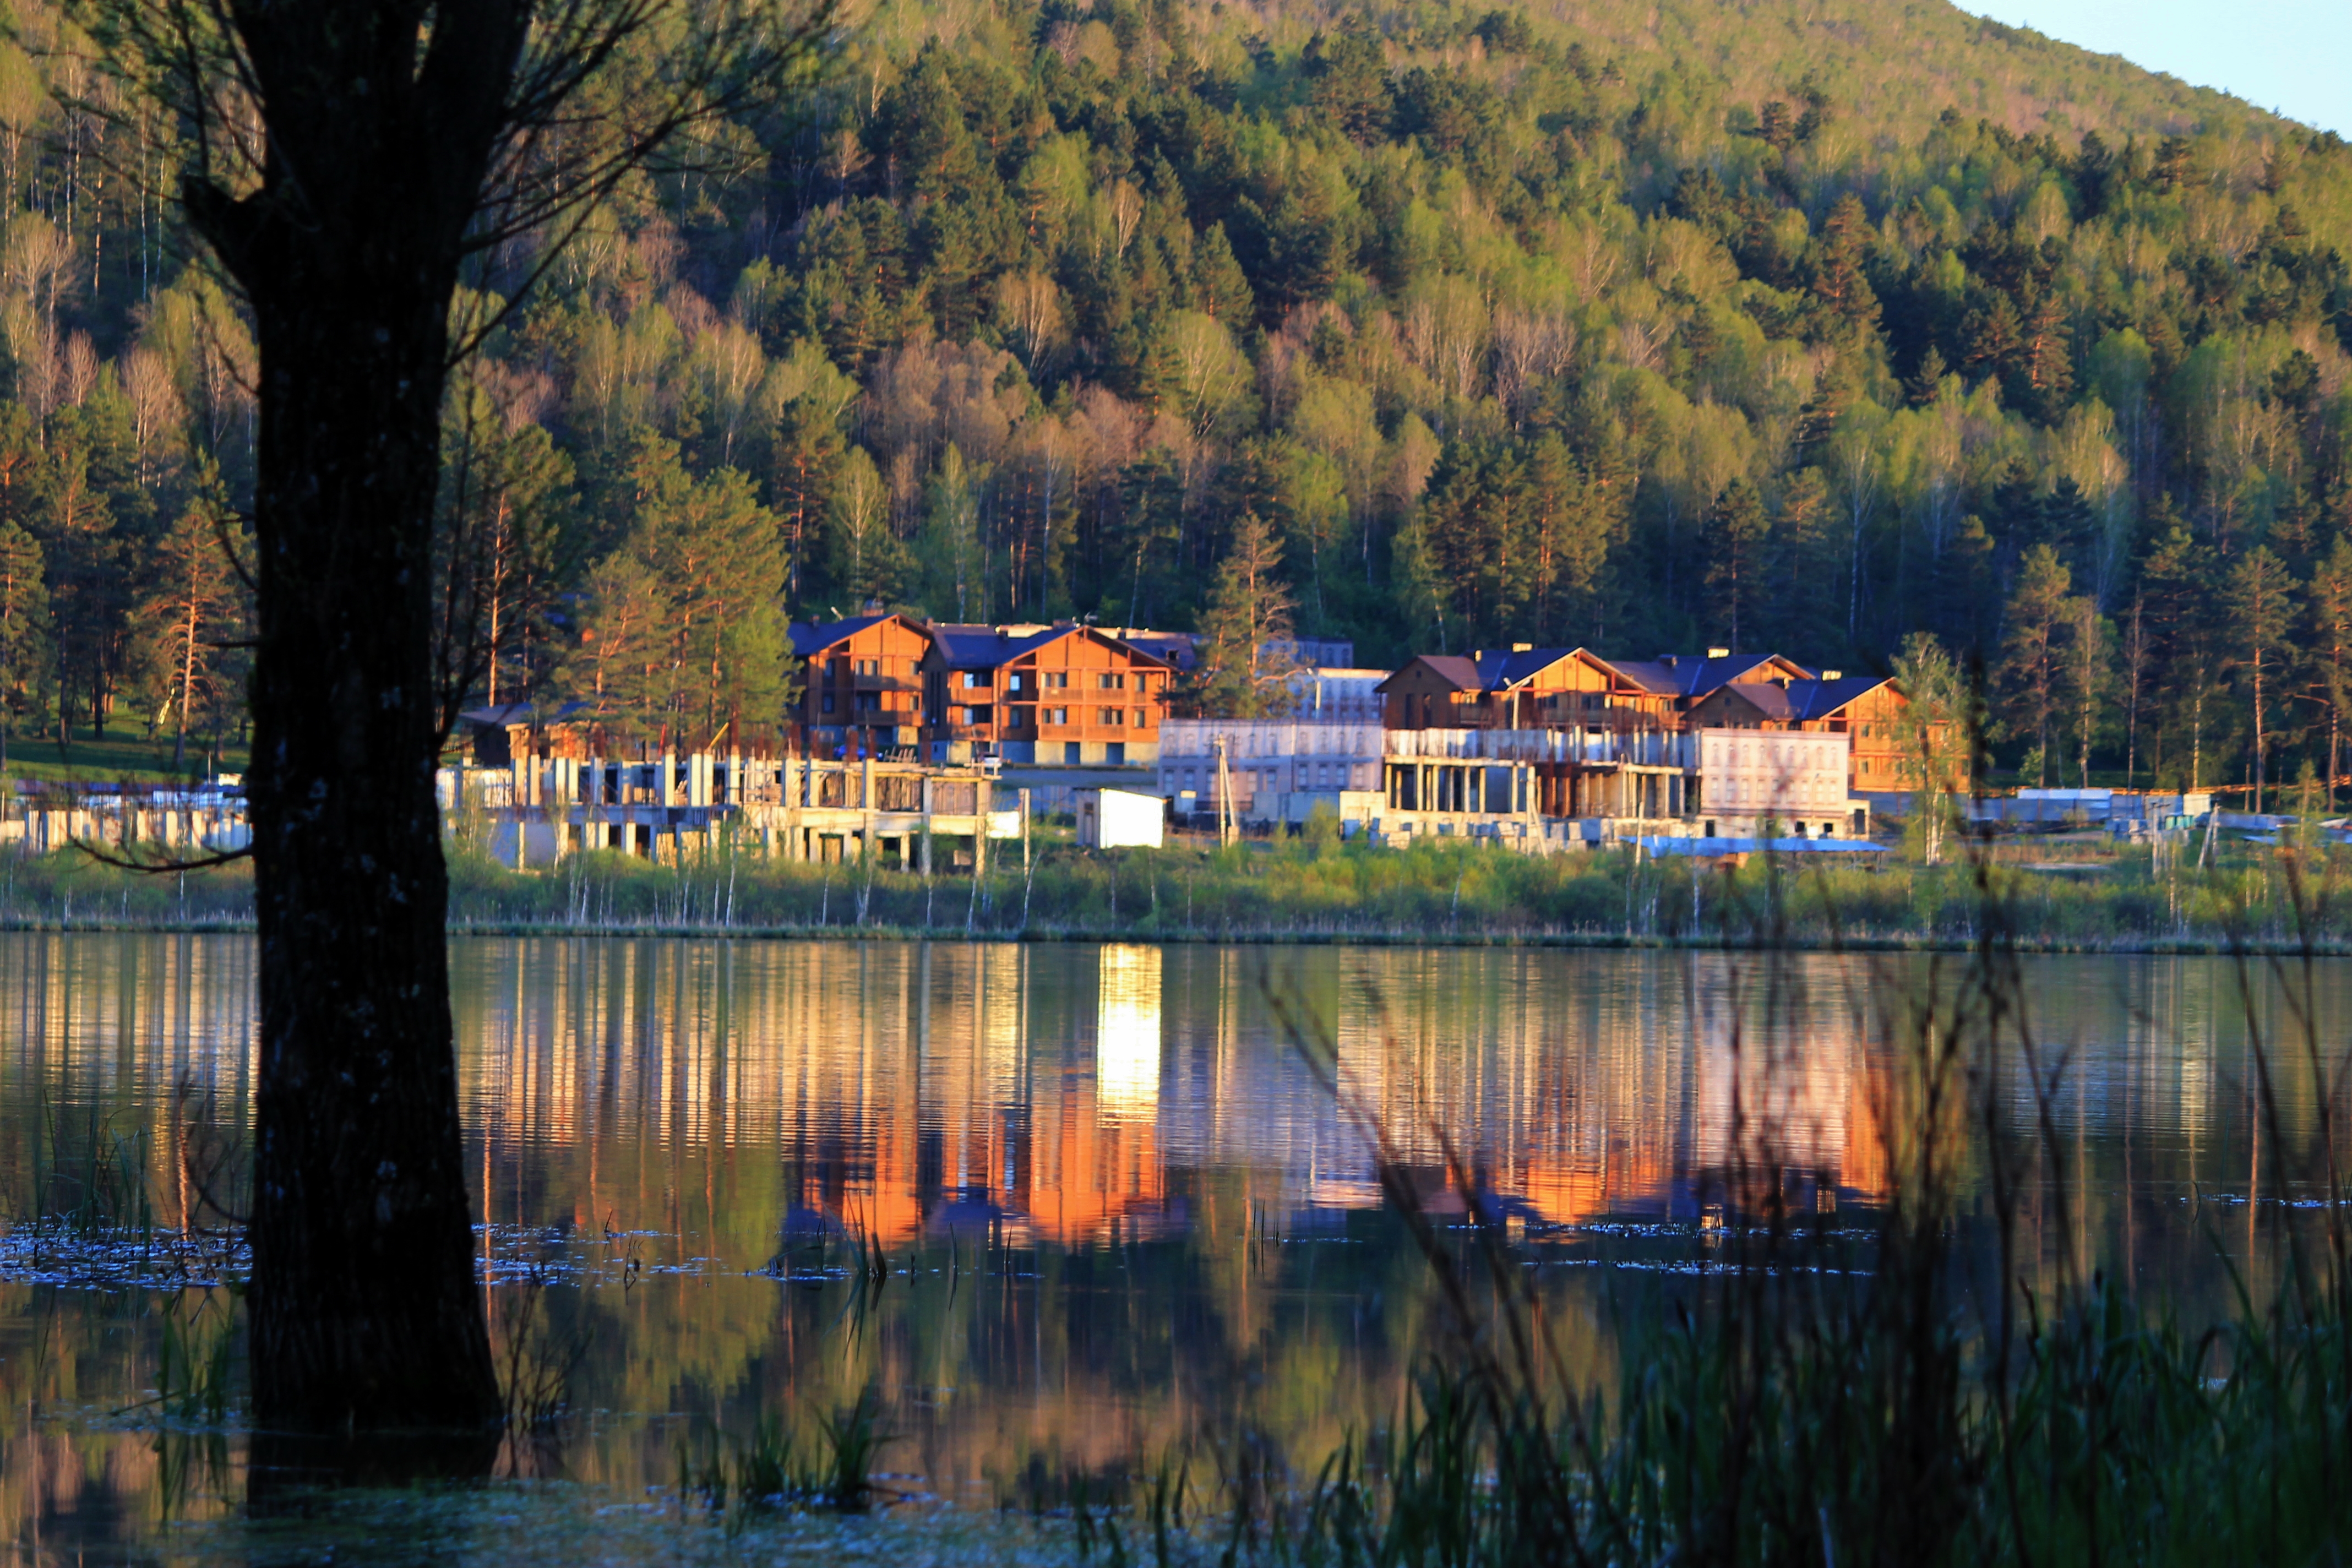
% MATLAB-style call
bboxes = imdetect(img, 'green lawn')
[1,728,249,786]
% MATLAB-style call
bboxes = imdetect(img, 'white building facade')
[1156,718,1385,818]
[1695,728,1863,837]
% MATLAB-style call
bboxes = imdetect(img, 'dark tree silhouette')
[57,0,832,1434]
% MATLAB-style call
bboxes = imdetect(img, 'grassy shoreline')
[10,916,2352,959]
[0,836,2343,949]
[1,825,2344,953]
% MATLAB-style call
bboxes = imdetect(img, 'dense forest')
[0,0,2346,797]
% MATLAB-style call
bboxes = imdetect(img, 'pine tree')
[2224,545,2296,812]
[1702,479,1769,653]
[444,410,574,710]
[611,435,794,746]
[1194,511,1298,718]
[1996,543,2075,785]
[2139,523,2218,790]
[2304,535,2352,810]
[0,518,49,776]
[1809,194,1881,339]
[135,499,246,774]
[1303,21,1391,146]
[1768,466,1839,652]
[1190,223,1255,326]
[556,552,676,747]
[772,398,846,607]
[2067,595,2111,787]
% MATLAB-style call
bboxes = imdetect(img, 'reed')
[1036,827,2352,1565]
[0,818,2342,952]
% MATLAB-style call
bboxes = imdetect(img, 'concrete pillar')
[919,776,934,875]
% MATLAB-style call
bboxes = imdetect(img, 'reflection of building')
[1096,945,1162,1118]
[434,943,1901,1249]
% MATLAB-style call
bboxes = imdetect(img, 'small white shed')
[1076,787,1166,849]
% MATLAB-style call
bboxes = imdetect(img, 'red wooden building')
[790,612,932,759]
[924,623,1174,765]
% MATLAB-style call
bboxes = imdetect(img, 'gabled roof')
[459,700,588,729]
[1713,683,1801,723]
[1112,629,1199,671]
[1787,674,1896,720]
[1471,646,1588,689]
[1598,652,1811,700]
[790,612,924,658]
[1376,654,1483,694]
[1711,674,1899,724]
[928,622,1174,672]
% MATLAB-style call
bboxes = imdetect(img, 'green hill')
[0,0,2345,798]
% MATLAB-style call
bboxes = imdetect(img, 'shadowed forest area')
[0,0,2342,790]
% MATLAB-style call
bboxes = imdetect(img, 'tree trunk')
[178,13,520,1431]
[234,260,500,1431]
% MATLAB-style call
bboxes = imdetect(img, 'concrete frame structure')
[459,752,1010,873]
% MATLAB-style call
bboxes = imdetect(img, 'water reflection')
[0,934,2343,1560]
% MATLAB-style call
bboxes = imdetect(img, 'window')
[1044,671,1069,689]
[1008,672,1027,693]
[820,692,836,714]
[1131,709,1146,728]
[1046,707,1068,726]
[960,670,988,689]
[855,657,880,677]
[1098,672,1125,690]
[1099,707,1124,726]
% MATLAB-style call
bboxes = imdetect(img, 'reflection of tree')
[4,939,2335,1524]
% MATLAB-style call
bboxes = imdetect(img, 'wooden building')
[1378,646,1807,732]
[1591,650,1813,712]
[1685,672,1946,793]
[925,623,1175,765]
[790,612,932,760]
[1379,647,1640,730]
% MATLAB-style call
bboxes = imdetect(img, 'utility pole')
[1215,734,1238,848]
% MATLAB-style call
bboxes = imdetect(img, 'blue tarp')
[1635,836,1891,856]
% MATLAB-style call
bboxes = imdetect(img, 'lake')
[0,934,2340,1561]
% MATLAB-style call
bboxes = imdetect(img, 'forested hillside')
[0,0,2346,794]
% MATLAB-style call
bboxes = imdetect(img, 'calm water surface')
[0,934,2343,1561]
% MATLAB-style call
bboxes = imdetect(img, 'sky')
[1954,1,2349,135]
